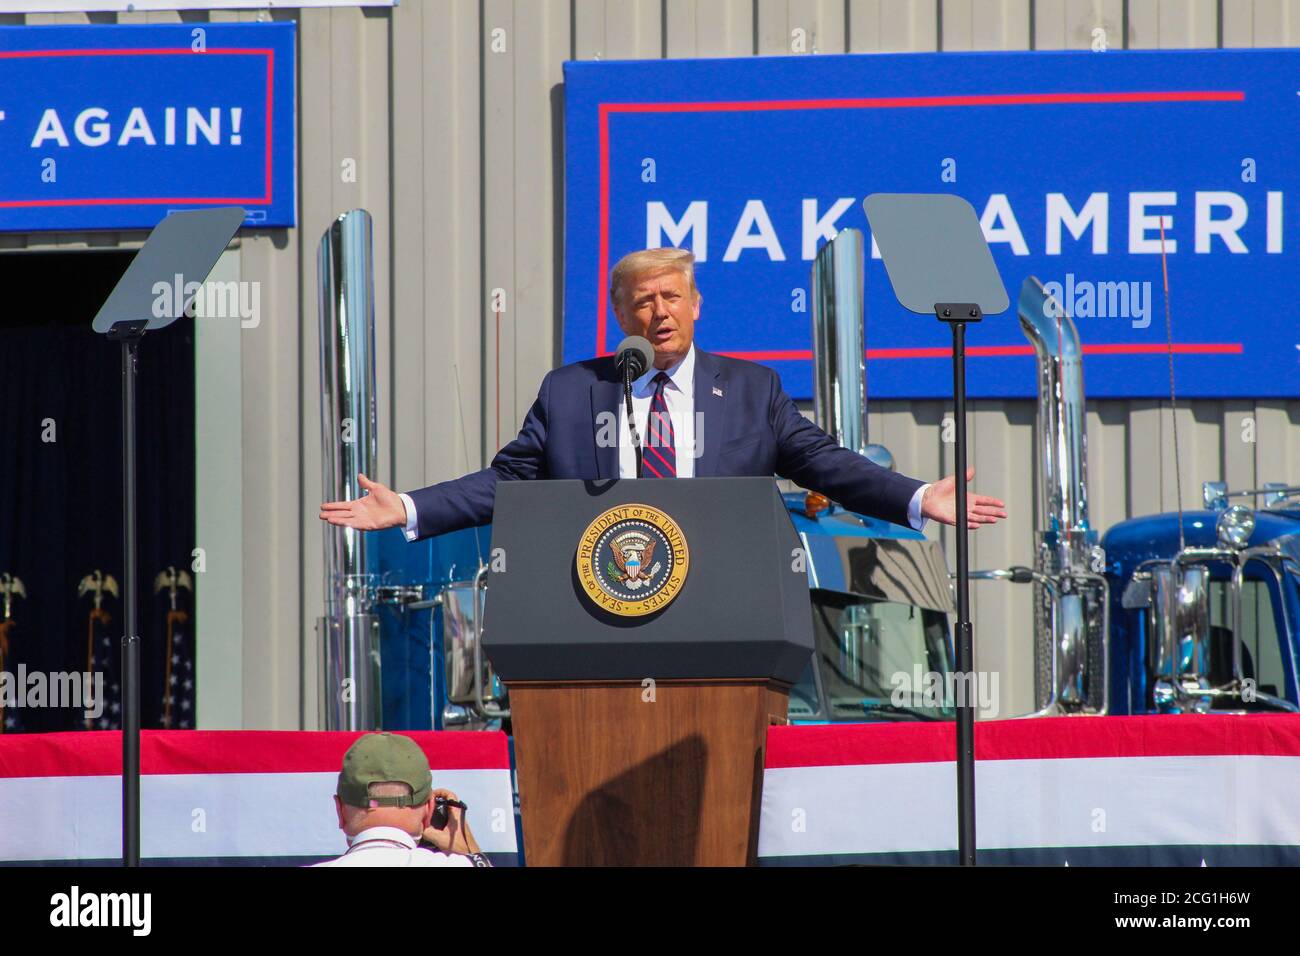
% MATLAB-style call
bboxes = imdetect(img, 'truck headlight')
[1216,505,1255,549]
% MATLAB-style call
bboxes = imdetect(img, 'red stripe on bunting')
[765,714,1300,769]
[0,730,512,778]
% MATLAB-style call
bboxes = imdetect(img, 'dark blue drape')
[0,251,196,732]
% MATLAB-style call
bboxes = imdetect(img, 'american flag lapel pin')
[712,386,723,397]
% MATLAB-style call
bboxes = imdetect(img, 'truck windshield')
[789,589,953,721]
[1207,572,1288,704]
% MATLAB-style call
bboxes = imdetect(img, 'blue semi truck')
[1102,498,1300,716]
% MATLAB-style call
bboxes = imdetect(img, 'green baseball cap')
[336,732,434,808]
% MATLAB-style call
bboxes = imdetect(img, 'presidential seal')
[575,504,689,617]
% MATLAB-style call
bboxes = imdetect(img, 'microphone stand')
[623,359,643,478]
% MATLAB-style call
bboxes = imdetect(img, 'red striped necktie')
[642,371,677,478]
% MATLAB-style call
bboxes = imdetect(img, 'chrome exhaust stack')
[967,277,1110,715]
[811,228,894,471]
[1017,276,1108,714]
[316,209,382,730]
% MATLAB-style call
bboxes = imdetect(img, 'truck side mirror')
[1120,575,1150,609]
[1149,564,1211,711]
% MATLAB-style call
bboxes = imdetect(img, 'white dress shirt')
[400,343,929,537]
[617,344,697,479]
[311,825,474,867]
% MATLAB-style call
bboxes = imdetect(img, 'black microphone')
[614,336,654,477]
[615,335,654,381]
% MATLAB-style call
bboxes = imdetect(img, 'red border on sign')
[595,90,1247,359]
[725,343,1244,362]
[0,47,276,209]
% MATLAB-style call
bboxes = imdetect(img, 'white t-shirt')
[312,826,475,867]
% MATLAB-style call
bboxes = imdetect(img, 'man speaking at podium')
[320,248,1007,537]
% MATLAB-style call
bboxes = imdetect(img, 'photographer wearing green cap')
[314,732,491,867]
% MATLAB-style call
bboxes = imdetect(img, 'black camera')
[431,795,467,830]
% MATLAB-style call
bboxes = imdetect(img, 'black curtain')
[0,251,196,732]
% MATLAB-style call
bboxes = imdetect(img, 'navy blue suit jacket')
[407,349,924,540]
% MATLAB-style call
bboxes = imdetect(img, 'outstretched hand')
[920,467,1007,530]
[319,473,408,531]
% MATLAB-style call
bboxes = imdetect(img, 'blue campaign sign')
[0,22,295,231]
[563,50,1300,399]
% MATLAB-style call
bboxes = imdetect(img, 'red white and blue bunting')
[0,730,518,866]
[759,715,1300,865]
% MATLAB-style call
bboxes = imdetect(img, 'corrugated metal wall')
[4,0,1299,726]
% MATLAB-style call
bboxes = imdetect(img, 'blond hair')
[609,247,699,309]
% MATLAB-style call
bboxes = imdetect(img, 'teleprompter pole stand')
[107,320,146,868]
[863,193,1009,867]
[91,206,245,866]
[936,303,980,866]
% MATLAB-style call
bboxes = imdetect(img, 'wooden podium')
[483,478,813,867]
[510,678,788,866]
